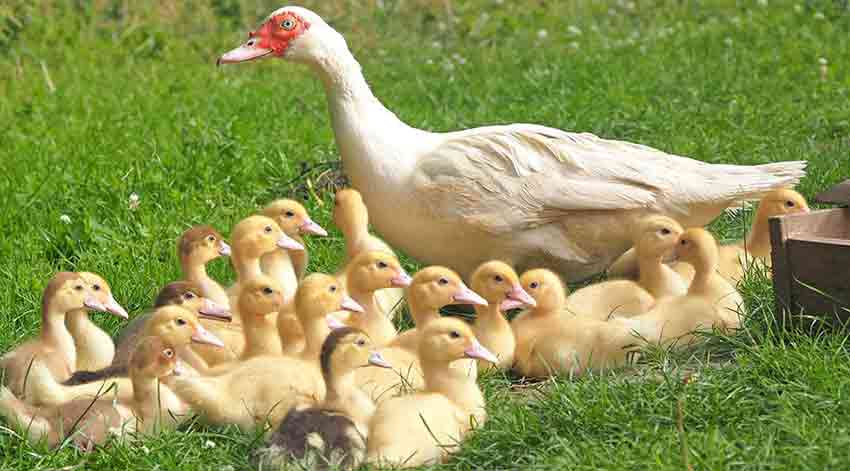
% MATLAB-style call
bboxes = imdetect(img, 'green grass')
[1,0,850,469]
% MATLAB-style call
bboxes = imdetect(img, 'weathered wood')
[815,179,850,206]
[769,214,794,327]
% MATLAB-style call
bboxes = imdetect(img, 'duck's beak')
[326,314,347,330]
[464,340,499,364]
[500,284,536,311]
[340,295,365,313]
[217,42,273,66]
[218,241,232,257]
[390,270,413,288]
[191,324,225,348]
[198,299,232,322]
[452,284,488,306]
[85,295,129,319]
[367,351,393,369]
[171,360,186,377]
[277,234,305,251]
[300,219,328,236]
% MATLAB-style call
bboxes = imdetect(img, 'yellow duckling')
[470,261,536,370]
[0,336,183,450]
[66,272,129,372]
[261,198,328,283]
[366,318,497,468]
[178,225,232,309]
[256,327,391,470]
[565,216,685,320]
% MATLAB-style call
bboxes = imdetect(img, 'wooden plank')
[815,179,850,206]
[769,214,794,327]
[780,208,850,240]
[786,238,850,325]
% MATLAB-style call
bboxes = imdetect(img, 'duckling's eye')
[264,226,273,233]
[680,240,688,246]
[183,292,196,300]
[281,18,296,30]
[449,331,461,339]
[163,349,174,358]
[262,287,274,295]
[494,275,503,283]
[207,235,216,242]
[785,200,795,208]
[660,228,671,235]
[529,282,540,289]
[377,261,388,269]
[92,284,101,291]
[438,278,449,286]
[74,285,84,291]
[285,211,295,218]
[175,318,187,326]
[329,285,337,293]
[356,339,366,347]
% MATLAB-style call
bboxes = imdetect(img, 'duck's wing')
[413,124,806,234]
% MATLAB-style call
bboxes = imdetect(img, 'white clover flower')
[59,214,71,224]
[203,439,216,449]
[129,192,140,210]
[537,29,549,39]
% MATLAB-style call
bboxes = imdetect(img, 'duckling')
[0,272,123,397]
[256,327,391,471]
[357,266,487,402]
[262,198,328,283]
[608,189,810,283]
[340,251,412,346]
[469,261,535,370]
[234,276,286,360]
[29,306,224,407]
[366,318,497,468]
[179,225,232,309]
[334,188,405,318]
[66,272,129,372]
[564,216,685,320]
[171,274,362,431]
[0,336,183,450]
[513,269,641,378]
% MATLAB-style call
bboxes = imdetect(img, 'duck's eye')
[285,211,295,218]
[494,275,503,283]
[207,235,216,242]
[356,339,366,347]
[438,278,449,286]
[329,285,337,293]
[785,200,795,208]
[74,285,84,291]
[680,240,688,246]
[529,282,540,289]
[281,18,296,30]
[377,261,388,269]
[264,226,273,233]
[262,287,274,295]
[449,331,461,339]
[92,284,101,291]
[660,228,671,235]
[183,292,196,300]
[176,318,187,326]
[163,349,174,358]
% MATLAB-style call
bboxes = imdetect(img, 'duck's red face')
[218,11,311,65]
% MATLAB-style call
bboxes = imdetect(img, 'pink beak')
[198,299,232,322]
[191,324,225,348]
[218,241,232,257]
[277,234,305,251]
[85,295,129,319]
[171,360,186,377]
[217,43,273,66]
[326,314,347,330]
[464,340,499,364]
[340,295,365,313]
[300,219,328,236]
[368,351,392,369]
[499,284,537,311]
[390,270,413,288]
[452,284,489,306]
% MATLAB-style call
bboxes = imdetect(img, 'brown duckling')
[171,274,362,431]
[0,336,183,450]
[256,327,391,471]
[0,272,125,397]
[366,318,497,468]
[179,225,232,309]
[262,198,327,284]
[67,272,129,372]
[469,261,535,370]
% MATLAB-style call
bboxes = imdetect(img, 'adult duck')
[218,6,806,281]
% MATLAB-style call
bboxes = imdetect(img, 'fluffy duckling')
[470,261,535,370]
[0,272,124,397]
[366,318,497,467]
[30,306,223,407]
[261,198,328,283]
[608,189,810,283]
[66,272,129,372]
[514,269,641,378]
[179,225,232,309]
[564,216,685,320]
[256,328,391,471]
[334,188,405,318]
[339,251,412,346]
[0,336,183,450]
[171,274,362,431]
[235,276,286,360]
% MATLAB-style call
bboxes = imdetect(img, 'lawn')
[1,0,849,469]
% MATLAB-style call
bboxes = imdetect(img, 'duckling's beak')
[390,270,413,288]
[277,234,305,251]
[218,241,232,257]
[367,351,393,369]
[326,314,347,330]
[198,299,232,322]
[85,295,129,319]
[340,295,365,313]
[452,285,488,306]
[191,324,225,348]
[171,360,186,377]
[464,340,499,364]
[500,284,536,311]
[300,219,328,236]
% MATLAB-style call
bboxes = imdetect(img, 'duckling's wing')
[414,124,806,234]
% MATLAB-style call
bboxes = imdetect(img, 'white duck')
[218,6,806,281]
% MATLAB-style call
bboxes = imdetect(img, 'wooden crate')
[770,181,850,328]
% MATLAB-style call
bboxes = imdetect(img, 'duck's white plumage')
[221,6,806,281]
